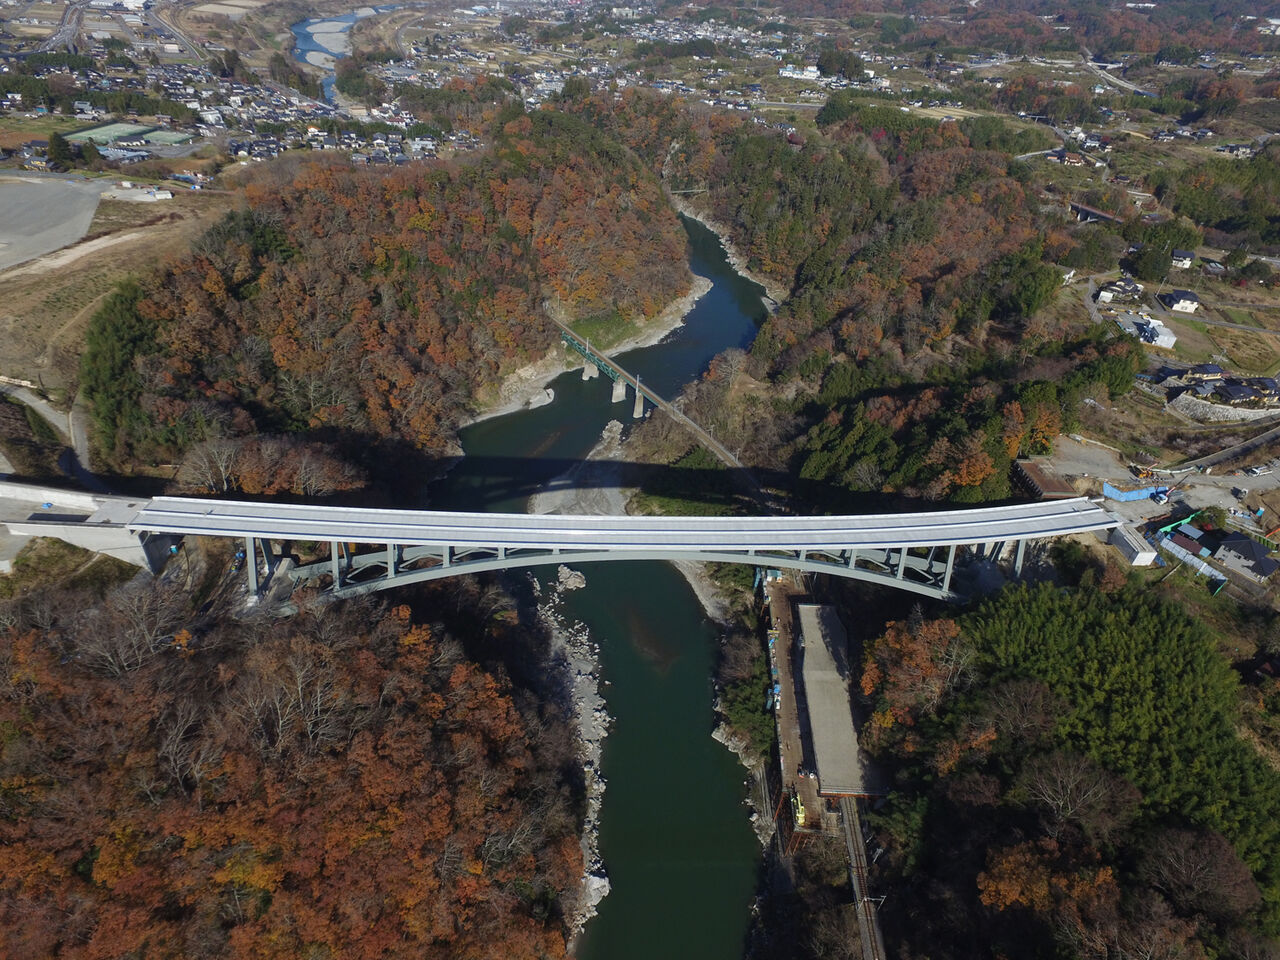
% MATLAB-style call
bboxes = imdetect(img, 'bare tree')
[987,678,1064,746]
[1018,750,1140,843]
[1139,827,1261,922]
[68,581,190,677]
[178,437,243,493]
[1115,891,1200,960]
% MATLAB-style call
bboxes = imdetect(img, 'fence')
[1102,482,1169,502]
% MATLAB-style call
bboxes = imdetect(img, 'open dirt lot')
[0,176,117,272]
[0,187,234,391]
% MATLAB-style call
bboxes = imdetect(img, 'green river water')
[430,216,769,958]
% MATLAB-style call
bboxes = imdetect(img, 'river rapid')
[429,215,770,958]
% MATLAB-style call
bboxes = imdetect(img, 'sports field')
[66,122,154,144]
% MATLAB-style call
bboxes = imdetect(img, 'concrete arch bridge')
[0,483,1119,602]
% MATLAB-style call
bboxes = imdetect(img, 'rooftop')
[796,604,869,797]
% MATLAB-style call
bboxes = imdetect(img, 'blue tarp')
[1103,482,1169,502]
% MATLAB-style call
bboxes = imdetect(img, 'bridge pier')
[246,536,259,595]
[243,537,284,598]
[582,362,599,381]
[632,377,645,418]
[612,378,628,403]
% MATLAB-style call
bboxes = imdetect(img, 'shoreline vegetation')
[667,197,789,310]
[462,200,775,433]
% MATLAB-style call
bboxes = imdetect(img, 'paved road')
[1080,48,1147,94]
[127,494,1118,548]
[0,383,68,437]
[749,100,823,109]
[0,383,106,491]
[37,0,85,52]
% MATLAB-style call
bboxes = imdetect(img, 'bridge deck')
[129,496,1116,550]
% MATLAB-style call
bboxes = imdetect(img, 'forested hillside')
[0,590,581,959]
[81,106,690,468]
[573,91,1142,506]
[860,582,1280,958]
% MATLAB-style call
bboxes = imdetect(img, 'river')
[290,7,396,103]
[430,215,770,958]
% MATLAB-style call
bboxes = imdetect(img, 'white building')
[1162,290,1201,313]
[1136,317,1177,349]
[779,65,819,80]
[1111,526,1157,566]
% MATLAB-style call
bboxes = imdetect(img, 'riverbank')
[533,565,611,945]
[436,210,769,960]
[528,420,759,935]
[462,274,713,429]
[667,196,789,310]
[529,420,771,856]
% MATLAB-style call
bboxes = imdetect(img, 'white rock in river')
[557,564,587,590]
[583,872,611,908]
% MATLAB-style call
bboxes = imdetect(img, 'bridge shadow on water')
[416,453,1001,517]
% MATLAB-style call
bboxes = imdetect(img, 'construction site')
[759,572,888,960]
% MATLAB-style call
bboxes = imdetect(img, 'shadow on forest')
[17,449,1030,518]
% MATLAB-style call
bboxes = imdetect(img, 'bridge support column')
[632,377,645,419]
[246,536,258,596]
[582,362,599,381]
[1014,538,1027,577]
[612,378,627,403]
[942,544,956,594]
[329,541,341,590]
[386,543,396,578]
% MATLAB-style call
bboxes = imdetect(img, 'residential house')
[1214,382,1262,405]
[1184,363,1224,382]
[1214,532,1280,579]
[1170,531,1210,557]
[1161,290,1201,313]
[1135,318,1177,349]
[1097,278,1143,303]
[1171,249,1195,269]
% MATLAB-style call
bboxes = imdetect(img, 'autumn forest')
[6,26,1280,959]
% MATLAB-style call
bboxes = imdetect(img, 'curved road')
[0,383,104,491]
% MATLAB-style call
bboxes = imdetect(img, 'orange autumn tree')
[0,596,581,959]
[860,615,969,732]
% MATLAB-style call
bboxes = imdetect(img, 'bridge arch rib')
[291,543,964,601]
